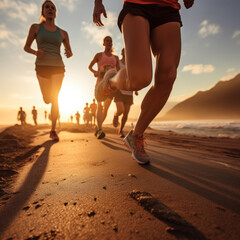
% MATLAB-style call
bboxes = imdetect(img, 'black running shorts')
[118,2,182,32]
[35,65,65,78]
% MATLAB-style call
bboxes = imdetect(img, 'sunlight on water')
[149,119,240,138]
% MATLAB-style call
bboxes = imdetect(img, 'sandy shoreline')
[0,122,239,199]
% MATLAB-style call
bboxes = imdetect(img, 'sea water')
[149,119,240,138]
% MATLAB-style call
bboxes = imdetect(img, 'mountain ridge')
[160,74,240,120]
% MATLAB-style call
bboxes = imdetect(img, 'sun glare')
[58,84,87,122]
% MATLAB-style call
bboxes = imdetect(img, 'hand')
[36,49,44,58]
[183,0,194,9]
[93,1,107,27]
[64,48,72,58]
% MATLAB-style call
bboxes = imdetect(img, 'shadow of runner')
[0,140,56,236]
[130,191,207,240]
[143,164,240,214]
[101,141,130,153]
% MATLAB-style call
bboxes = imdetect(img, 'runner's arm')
[24,24,44,58]
[61,29,73,58]
[88,53,99,77]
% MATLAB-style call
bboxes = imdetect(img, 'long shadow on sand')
[143,155,240,214]
[0,140,56,236]
[101,139,130,153]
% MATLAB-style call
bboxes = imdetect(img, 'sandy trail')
[0,129,239,240]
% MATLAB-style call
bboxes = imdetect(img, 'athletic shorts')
[118,2,182,32]
[35,65,65,78]
[114,91,133,105]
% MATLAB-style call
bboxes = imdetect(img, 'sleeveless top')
[97,52,117,69]
[124,0,181,9]
[97,52,117,79]
[35,23,64,67]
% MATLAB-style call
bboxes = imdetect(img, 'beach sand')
[1,123,239,196]
[0,123,239,239]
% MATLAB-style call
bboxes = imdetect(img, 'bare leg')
[133,22,181,136]
[119,104,131,133]
[114,101,124,117]
[49,74,64,131]
[102,98,112,122]
[110,14,152,91]
[37,73,64,131]
[96,102,103,130]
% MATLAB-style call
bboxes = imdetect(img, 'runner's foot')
[113,115,119,128]
[50,130,59,141]
[124,130,150,165]
[95,69,117,102]
[118,130,125,138]
[97,129,105,139]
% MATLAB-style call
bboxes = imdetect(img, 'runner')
[93,0,194,164]
[83,103,91,126]
[75,111,80,125]
[88,36,120,139]
[24,0,73,141]
[89,99,97,126]
[17,107,27,126]
[31,106,38,126]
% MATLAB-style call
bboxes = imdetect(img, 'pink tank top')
[124,0,181,9]
[97,52,117,69]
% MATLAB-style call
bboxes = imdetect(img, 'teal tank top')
[35,23,64,67]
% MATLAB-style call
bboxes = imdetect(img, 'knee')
[128,72,152,90]
[42,96,51,104]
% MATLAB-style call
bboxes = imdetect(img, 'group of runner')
[17,106,38,126]
[24,0,194,164]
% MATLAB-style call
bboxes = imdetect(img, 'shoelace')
[135,135,148,156]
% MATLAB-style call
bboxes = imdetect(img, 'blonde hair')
[40,0,57,23]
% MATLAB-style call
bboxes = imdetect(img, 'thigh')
[151,22,181,79]
[37,74,52,98]
[122,14,152,80]
[50,74,64,96]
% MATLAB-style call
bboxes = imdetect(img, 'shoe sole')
[124,139,150,165]
[97,132,105,139]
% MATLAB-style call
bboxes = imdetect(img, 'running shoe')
[50,130,59,141]
[124,130,150,165]
[94,126,98,137]
[97,129,105,139]
[95,69,117,102]
[113,115,119,128]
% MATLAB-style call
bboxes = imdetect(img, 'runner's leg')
[133,22,181,136]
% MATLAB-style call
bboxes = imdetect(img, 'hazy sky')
[0,0,240,123]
